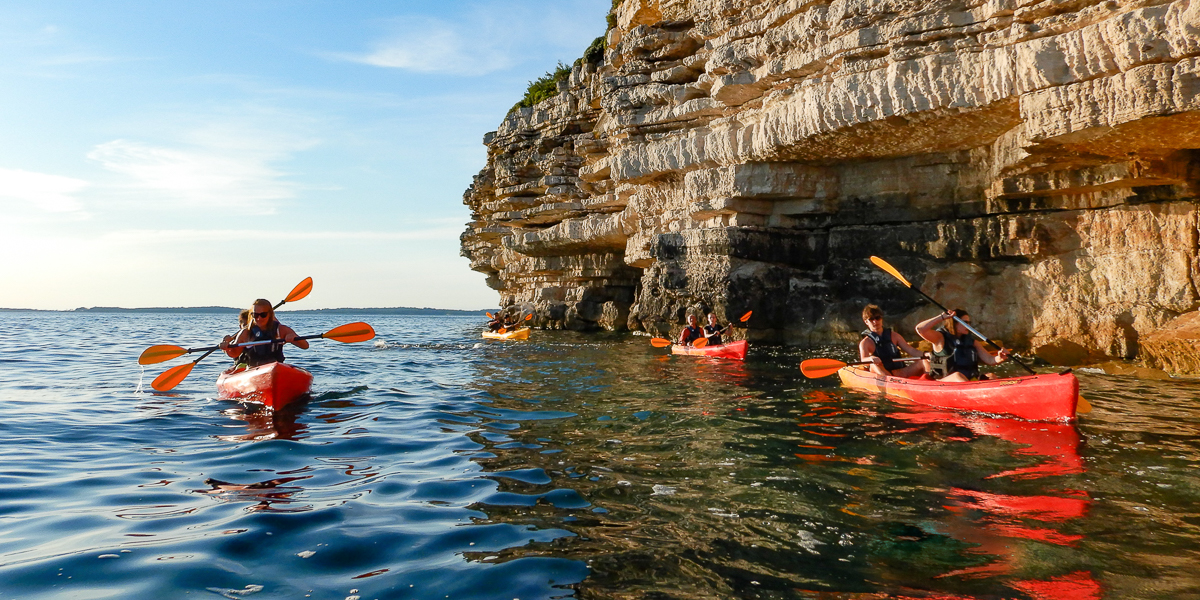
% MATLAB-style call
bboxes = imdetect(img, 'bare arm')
[891,331,924,358]
[222,330,249,358]
[280,325,310,350]
[915,313,950,349]
[975,340,1009,365]
[858,337,879,363]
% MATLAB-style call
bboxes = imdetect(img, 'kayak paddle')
[869,256,1036,375]
[276,277,313,309]
[692,338,709,348]
[496,313,531,335]
[651,312,751,348]
[650,338,672,348]
[800,357,923,379]
[139,276,314,365]
[151,322,376,391]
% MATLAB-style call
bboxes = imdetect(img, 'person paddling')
[221,299,309,367]
[916,309,1010,381]
[859,304,926,378]
[703,313,729,346]
[678,313,704,346]
[486,314,503,331]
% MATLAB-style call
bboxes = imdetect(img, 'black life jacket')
[929,328,979,379]
[240,321,286,367]
[704,324,724,345]
[680,325,703,345]
[862,327,901,371]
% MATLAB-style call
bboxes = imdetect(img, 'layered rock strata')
[462,0,1200,364]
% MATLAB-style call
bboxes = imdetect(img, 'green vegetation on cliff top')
[511,2,615,113]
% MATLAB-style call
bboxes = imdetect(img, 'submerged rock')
[462,0,1200,369]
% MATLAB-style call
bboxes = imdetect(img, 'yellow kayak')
[482,327,530,340]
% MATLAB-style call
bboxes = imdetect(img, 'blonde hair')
[251,299,276,325]
[238,309,251,329]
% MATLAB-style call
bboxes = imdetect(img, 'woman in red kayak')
[221,299,309,367]
[703,313,728,345]
[859,304,925,378]
[678,313,704,346]
[916,309,1010,381]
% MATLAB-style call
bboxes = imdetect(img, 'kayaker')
[486,315,503,331]
[678,313,704,346]
[916,309,1010,381]
[221,299,309,367]
[237,309,250,331]
[859,304,925,378]
[703,313,727,345]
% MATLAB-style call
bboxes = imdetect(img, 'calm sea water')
[1,313,1198,600]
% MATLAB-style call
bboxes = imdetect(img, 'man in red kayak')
[678,313,704,346]
[220,299,309,367]
[916,308,1010,381]
[859,304,925,377]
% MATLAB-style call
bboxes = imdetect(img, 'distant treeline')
[1,306,491,316]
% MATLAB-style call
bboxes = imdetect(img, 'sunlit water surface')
[0,313,1198,600]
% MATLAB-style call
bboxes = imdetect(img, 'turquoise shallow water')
[0,313,1198,600]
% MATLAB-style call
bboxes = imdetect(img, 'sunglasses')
[253,311,270,318]
[866,316,882,322]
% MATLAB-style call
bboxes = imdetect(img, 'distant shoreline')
[0,306,491,316]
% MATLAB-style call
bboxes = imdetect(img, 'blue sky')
[0,0,609,310]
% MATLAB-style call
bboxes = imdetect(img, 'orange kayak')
[482,327,530,340]
[671,340,748,361]
[837,365,1079,422]
[216,362,313,410]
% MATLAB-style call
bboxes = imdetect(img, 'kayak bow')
[216,362,314,410]
[671,340,748,361]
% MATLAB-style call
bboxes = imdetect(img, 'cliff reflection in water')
[464,333,1199,599]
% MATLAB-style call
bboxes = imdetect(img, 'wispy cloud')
[336,2,608,76]
[87,117,319,212]
[338,16,514,76]
[101,227,463,245]
[0,167,88,212]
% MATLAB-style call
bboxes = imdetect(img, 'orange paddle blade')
[650,338,672,348]
[497,327,507,334]
[284,277,314,303]
[139,344,188,365]
[800,358,849,379]
[1077,395,1093,414]
[739,311,752,322]
[869,256,912,288]
[692,338,709,348]
[323,322,375,343]
[525,313,532,320]
[486,312,494,319]
[152,362,196,391]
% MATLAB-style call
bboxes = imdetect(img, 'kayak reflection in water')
[678,313,705,346]
[916,308,1010,381]
[859,304,925,378]
[220,298,309,367]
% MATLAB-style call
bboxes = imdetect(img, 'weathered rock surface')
[462,0,1200,367]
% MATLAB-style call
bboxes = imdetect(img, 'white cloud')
[100,227,464,245]
[86,117,319,212]
[0,167,88,212]
[340,16,514,76]
[338,2,608,76]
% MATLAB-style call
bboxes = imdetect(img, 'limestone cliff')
[462,0,1200,366]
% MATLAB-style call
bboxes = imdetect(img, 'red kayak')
[216,362,313,410]
[837,365,1079,422]
[671,340,748,361]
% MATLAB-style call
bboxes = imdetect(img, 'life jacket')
[929,328,979,379]
[680,325,704,345]
[240,321,286,367]
[704,324,724,345]
[861,327,901,371]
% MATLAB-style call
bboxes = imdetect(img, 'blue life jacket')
[241,321,286,367]
[930,328,978,379]
[862,327,901,371]
[680,325,703,345]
